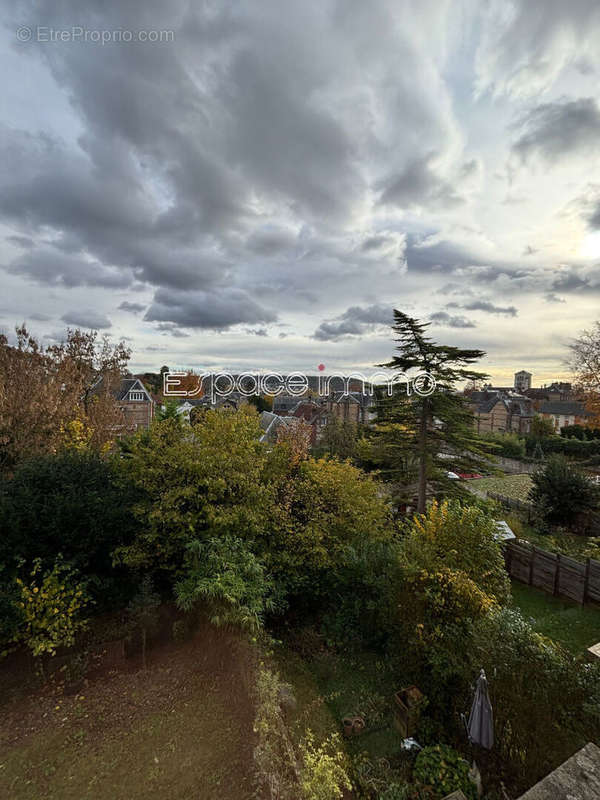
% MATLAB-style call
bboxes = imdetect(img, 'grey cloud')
[61,310,112,329]
[118,301,147,314]
[379,153,463,210]
[551,270,590,292]
[429,312,476,329]
[313,303,392,341]
[144,288,277,330]
[447,300,518,317]
[512,98,600,163]
[9,247,132,289]
[545,293,566,303]
[6,235,35,249]
[476,0,600,97]
[246,328,269,337]
[247,226,298,256]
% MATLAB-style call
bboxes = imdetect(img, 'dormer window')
[129,391,144,402]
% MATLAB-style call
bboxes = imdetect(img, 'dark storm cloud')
[144,288,277,330]
[447,300,518,317]
[512,98,600,163]
[313,303,392,341]
[429,312,476,329]
[61,310,112,329]
[118,301,147,314]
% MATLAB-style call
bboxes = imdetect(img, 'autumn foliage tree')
[569,320,600,425]
[0,325,130,472]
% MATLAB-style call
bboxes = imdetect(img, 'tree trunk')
[417,399,428,513]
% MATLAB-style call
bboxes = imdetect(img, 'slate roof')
[272,395,303,414]
[539,401,589,416]
[90,376,151,402]
[331,391,372,407]
[474,393,507,414]
[258,411,298,442]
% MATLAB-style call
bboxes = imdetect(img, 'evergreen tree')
[371,310,489,512]
[156,398,182,423]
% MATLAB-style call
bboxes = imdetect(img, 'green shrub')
[175,536,275,632]
[413,745,476,800]
[13,557,90,658]
[481,432,526,459]
[529,454,600,528]
[0,450,137,609]
[403,500,510,605]
[299,730,352,800]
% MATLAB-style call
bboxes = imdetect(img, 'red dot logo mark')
[318,363,325,372]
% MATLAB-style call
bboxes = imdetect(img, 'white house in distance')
[514,370,532,393]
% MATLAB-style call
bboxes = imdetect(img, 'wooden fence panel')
[531,549,558,594]
[505,542,598,606]
[557,555,586,604]
[587,560,600,604]
[508,541,534,584]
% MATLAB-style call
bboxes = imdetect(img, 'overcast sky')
[2,0,600,384]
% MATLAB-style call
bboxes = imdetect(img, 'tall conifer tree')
[372,310,490,512]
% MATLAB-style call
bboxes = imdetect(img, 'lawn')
[511,580,600,655]
[276,640,415,794]
[469,473,533,502]
[0,631,257,800]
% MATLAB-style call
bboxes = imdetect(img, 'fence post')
[529,545,535,586]
[584,558,591,606]
[553,554,560,597]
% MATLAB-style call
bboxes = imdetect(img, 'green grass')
[276,645,408,763]
[511,579,600,654]
[469,473,533,502]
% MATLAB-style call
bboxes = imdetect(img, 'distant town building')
[91,376,155,431]
[514,370,532,393]
[538,400,593,431]
[469,389,533,434]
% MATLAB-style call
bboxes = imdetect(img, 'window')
[129,391,144,402]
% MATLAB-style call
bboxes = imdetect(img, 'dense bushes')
[525,434,600,458]
[114,410,270,581]
[0,450,137,608]
[561,424,600,440]
[480,431,526,459]
[175,537,275,631]
[529,455,600,529]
